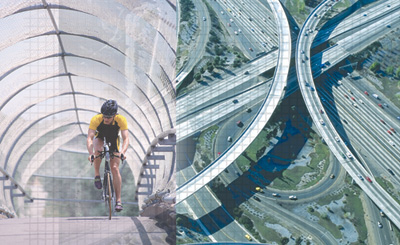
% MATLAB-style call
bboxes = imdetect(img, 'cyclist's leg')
[93,137,104,177]
[110,155,122,203]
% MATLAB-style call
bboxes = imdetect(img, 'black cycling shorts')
[95,135,120,153]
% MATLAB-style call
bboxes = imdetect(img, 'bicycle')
[92,137,123,220]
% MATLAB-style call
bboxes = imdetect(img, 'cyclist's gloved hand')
[89,154,95,163]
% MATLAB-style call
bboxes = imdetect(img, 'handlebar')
[89,138,125,164]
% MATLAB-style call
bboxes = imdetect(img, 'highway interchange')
[177,0,400,243]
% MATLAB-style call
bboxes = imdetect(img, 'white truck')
[372,94,379,99]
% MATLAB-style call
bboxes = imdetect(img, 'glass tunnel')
[0,0,176,218]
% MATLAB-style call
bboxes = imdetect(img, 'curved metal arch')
[0,55,166,135]
[2,108,146,170]
[65,56,166,132]
[1,73,158,142]
[1,91,153,147]
[49,1,177,57]
[144,73,174,130]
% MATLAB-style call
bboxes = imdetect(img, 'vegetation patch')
[375,177,400,205]
[271,133,330,190]
[194,125,219,172]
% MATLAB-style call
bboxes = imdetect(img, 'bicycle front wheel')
[106,172,112,220]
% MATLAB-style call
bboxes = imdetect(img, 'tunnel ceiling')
[0,0,176,212]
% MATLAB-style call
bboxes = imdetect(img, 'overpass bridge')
[177,0,291,204]
[296,0,400,230]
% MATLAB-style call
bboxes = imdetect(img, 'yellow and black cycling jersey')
[89,114,128,152]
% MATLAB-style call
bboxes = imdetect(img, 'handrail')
[0,166,33,203]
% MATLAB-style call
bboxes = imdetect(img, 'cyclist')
[87,100,129,212]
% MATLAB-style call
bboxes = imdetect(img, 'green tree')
[194,73,201,81]
[396,67,400,78]
[386,66,394,75]
[233,58,241,68]
[214,45,223,55]
[214,56,221,66]
[321,213,329,220]
[200,67,205,74]
[207,64,214,73]
[369,62,380,72]
[295,237,302,245]
[281,237,289,245]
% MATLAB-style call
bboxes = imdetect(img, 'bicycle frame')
[95,137,116,220]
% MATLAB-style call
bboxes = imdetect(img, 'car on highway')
[227,136,232,142]
[348,89,353,94]
[245,234,252,241]
[341,153,346,159]
[378,222,383,228]
[344,94,348,98]
[390,128,395,133]
[378,104,383,108]
[346,152,353,159]
[397,116,400,120]
[330,174,335,179]
[380,210,385,217]
[221,11,224,15]
[227,23,231,27]
[301,50,304,54]
[335,136,340,142]
[383,103,388,107]
[237,121,243,127]
[272,193,280,197]
[338,80,342,85]
[309,86,315,91]
[353,103,358,108]
[388,130,393,135]
[255,187,263,192]
[358,175,364,181]
[389,140,395,146]
[320,109,324,114]
[363,13,367,17]
[359,99,364,104]
[289,195,297,200]
[351,96,355,101]
[238,29,242,33]
[388,169,395,175]
[380,119,385,124]
[320,119,325,125]
[249,47,253,52]
[234,31,238,35]
[248,17,252,21]
[244,70,249,75]
[229,18,233,22]
[366,176,372,183]
[232,99,239,104]
[253,196,261,202]
[364,91,369,95]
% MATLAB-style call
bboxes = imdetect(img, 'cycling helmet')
[101,100,118,116]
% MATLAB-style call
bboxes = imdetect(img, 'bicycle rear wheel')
[106,173,112,220]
